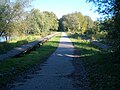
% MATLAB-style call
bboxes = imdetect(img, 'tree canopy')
[87,0,120,53]
[59,12,94,34]
[0,0,58,40]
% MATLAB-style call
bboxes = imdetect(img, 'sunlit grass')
[69,34,100,57]
[0,33,61,87]
[0,35,42,54]
[9,35,41,43]
[0,32,55,54]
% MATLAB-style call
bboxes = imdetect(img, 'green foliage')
[86,20,108,40]
[68,32,100,57]
[0,0,32,38]
[0,1,59,41]
[83,53,120,90]
[69,33,120,90]
[18,9,58,35]
[26,9,44,34]
[0,33,61,87]
[59,12,94,34]
[0,35,41,54]
[43,11,58,31]
[87,0,120,53]
[0,1,59,54]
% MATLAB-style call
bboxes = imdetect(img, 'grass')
[0,35,42,54]
[68,32,120,90]
[68,33,101,57]
[0,33,61,88]
[82,53,120,90]
[0,32,54,54]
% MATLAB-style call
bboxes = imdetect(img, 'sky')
[31,0,101,21]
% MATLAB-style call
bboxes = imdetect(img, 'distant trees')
[0,0,58,40]
[43,11,58,32]
[59,12,94,34]
[24,9,58,35]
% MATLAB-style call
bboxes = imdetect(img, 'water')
[0,36,6,42]
[0,36,15,42]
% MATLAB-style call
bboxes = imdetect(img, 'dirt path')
[10,32,90,90]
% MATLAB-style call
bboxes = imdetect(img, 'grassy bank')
[0,33,61,88]
[0,32,54,54]
[68,33,120,90]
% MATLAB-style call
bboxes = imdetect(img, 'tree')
[43,11,58,31]
[24,9,59,35]
[87,0,120,52]
[59,12,94,34]
[61,13,80,32]
[26,9,44,34]
[0,0,33,39]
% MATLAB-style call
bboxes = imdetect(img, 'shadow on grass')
[0,40,29,54]
[68,33,80,39]
[0,35,61,54]
[0,34,61,89]
[68,32,91,40]
[68,33,120,90]
[81,53,120,90]
[74,47,120,90]
[72,41,100,57]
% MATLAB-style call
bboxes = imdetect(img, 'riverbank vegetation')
[0,33,61,88]
[0,0,58,39]
[68,32,120,90]
[66,0,120,89]
[0,0,58,54]
[0,35,43,54]
[0,0,119,89]
[59,0,120,54]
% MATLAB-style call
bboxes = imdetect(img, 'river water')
[0,37,7,42]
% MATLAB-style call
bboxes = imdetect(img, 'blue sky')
[31,0,100,21]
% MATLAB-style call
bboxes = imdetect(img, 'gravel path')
[10,32,90,90]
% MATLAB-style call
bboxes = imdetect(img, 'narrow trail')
[11,32,90,90]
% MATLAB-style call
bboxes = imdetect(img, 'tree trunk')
[5,36,7,41]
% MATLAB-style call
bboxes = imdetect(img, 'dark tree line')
[87,0,120,53]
